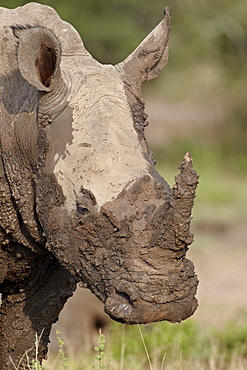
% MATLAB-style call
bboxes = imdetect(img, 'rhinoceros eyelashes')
[13,26,61,92]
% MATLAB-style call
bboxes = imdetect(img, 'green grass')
[43,316,247,370]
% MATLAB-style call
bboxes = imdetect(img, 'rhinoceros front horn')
[13,27,61,92]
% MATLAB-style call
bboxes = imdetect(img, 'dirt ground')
[189,220,247,326]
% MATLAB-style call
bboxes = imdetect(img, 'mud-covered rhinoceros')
[0,2,199,368]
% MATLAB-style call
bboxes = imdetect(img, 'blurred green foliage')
[107,318,247,368]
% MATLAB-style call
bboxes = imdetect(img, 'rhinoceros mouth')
[102,253,198,325]
[104,277,198,324]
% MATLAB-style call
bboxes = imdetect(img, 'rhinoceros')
[0,2,199,368]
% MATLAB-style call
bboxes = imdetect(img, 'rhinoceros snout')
[104,265,198,325]
[41,156,198,325]
[98,158,199,324]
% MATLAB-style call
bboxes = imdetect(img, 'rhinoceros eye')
[76,203,89,215]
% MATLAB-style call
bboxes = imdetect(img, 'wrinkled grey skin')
[0,3,199,368]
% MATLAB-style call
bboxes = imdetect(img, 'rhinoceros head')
[0,3,198,324]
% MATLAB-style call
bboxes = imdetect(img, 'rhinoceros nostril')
[116,291,132,306]
[104,292,134,323]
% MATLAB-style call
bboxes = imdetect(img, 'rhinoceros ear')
[117,7,171,94]
[13,27,61,92]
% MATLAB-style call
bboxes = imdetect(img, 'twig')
[137,324,153,370]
